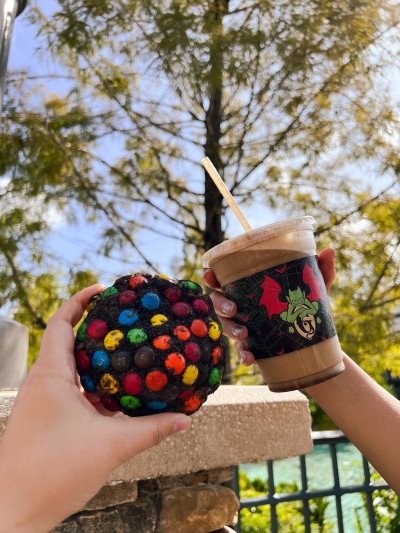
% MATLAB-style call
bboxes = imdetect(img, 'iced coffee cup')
[202,216,344,392]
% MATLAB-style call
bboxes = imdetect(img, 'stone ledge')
[0,386,312,483]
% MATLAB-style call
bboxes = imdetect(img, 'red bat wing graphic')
[303,263,322,301]
[259,276,288,319]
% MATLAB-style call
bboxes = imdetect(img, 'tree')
[2,0,400,380]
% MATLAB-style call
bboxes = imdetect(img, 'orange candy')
[211,346,223,365]
[164,352,186,375]
[145,370,168,391]
[190,319,208,337]
[129,275,146,289]
[152,335,171,350]
[173,325,190,341]
[182,393,203,413]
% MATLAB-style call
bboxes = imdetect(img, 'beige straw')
[201,157,253,232]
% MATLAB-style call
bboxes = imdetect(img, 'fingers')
[317,248,336,293]
[203,269,221,290]
[47,284,105,329]
[234,340,256,366]
[111,413,191,463]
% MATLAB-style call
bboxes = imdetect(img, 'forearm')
[306,353,400,495]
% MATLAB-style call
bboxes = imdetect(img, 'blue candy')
[80,375,96,393]
[91,350,110,370]
[118,309,139,326]
[141,293,160,310]
[147,401,167,410]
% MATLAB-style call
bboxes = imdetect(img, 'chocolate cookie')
[74,274,225,416]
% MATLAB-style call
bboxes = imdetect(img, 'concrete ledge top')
[0,386,312,482]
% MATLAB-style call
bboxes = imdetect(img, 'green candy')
[179,280,198,290]
[209,368,221,386]
[101,286,119,299]
[127,328,148,344]
[76,322,87,341]
[120,395,141,409]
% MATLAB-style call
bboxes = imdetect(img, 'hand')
[0,284,190,533]
[203,248,336,366]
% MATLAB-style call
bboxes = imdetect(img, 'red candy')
[190,319,208,337]
[184,342,201,363]
[129,275,146,289]
[173,325,190,341]
[101,397,120,412]
[152,335,171,350]
[178,386,195,399]
[146,370,168,391]
[75,349,90,372]
[164,287,181,302]
[165,352,186,375]
[123,373,143,395]
[182,393,203,413]
[212,346,223,365]
[171,302,191,317]
[193,299,209,315]
[118,290,137,305]
[87,320,108,340]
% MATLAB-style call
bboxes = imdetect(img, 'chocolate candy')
[74,273,225,417]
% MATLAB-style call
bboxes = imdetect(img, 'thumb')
[109,413,191,463]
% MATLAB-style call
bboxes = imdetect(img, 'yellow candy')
[104,330,124,351]
[208,321,221,341]
[158,274,171,279]
[151,314,168,326]
[86,301,96,312]
[182,365,199,385]
[100,373,119,394]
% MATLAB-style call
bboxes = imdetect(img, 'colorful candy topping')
[100,373,119,394]
[151,314,168,326]
[75,349,90,372]
[208,321,222,340]
[173,325,190,341]
[134,346,155,369]
[101,397,120,412]
[178,386,195,400]
[190,319,208,337]
[104,330,124,350]
[118,309,139,326]
[162,385,180,401]
[76,322,88,341]
[147,401,167,410]
[152,335,171,350]
[171,302,191,317]
[91,350,110,370]
[193,299,209,314]
[129,275,146,289]
[158,274,171,279]
[209,368,221,386]
[164,352,186,375]
[211,346,223,365]
[111,351,131,372]
[87,320,108,340]
[164,287,181,302]
[146,370,168,391]
[179,281,198,290]
[80,375,96,393]
[120,395,141,409]
[86,300,96,312]
[182,365,199,385]
[182,393,202,413]
[184,342,201,363]
[141,293,160,310]
[123,373,142,395]
[118,290,137,305]
[127,328,148,344]
[101,286,119,299]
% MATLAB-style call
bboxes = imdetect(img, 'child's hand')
[0,284,190,533]
[203,248,336,366]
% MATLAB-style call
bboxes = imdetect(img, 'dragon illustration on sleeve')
[259,263,322,339]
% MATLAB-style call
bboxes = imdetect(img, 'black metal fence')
[233,430,392,533]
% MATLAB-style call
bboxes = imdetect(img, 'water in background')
[240,442,373,532]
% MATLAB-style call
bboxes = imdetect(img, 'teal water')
[240,442,381,532]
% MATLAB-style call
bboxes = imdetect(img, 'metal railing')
[233,430,392,533]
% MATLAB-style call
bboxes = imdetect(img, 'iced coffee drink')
[202,216,344,392]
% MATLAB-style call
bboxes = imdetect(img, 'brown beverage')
[202,217,344,392]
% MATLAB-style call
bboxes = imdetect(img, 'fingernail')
[232,326,245,338]
[239,351,248,365]
[221,302,234,315]
[174,416,191,433]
